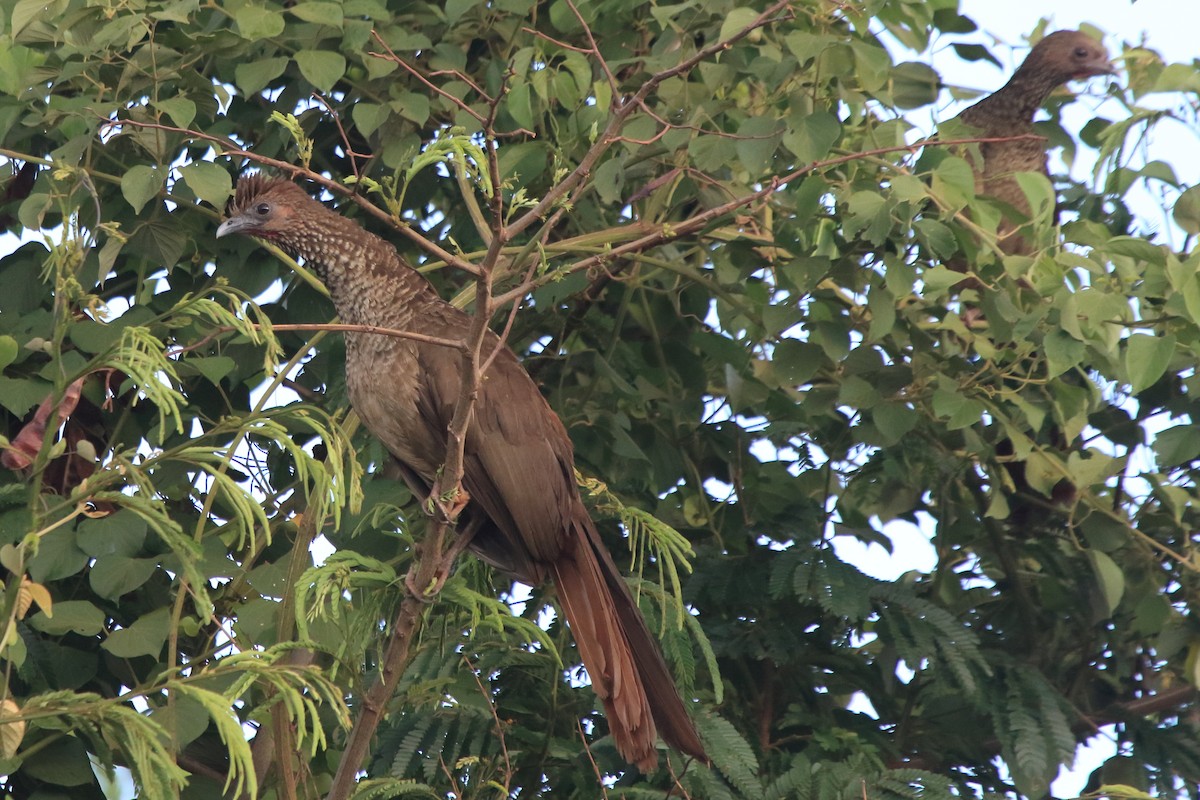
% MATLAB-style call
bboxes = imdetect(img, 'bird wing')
[412,328,577,582]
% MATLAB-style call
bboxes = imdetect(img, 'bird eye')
[255,202,271,216]
[1073,47,1090,58]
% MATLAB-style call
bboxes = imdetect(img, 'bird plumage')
[217,175,707,772]
[948,30,1115,257]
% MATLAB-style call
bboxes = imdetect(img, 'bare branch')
[169,322,466,359]
[493,134,1049,308]
[99,117,483,277]
[503,0,794,241]
[368,31,491,124]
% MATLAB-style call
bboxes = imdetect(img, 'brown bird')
[935,33,1113,528]
[216,175,707,772]
[946,29,1115,261]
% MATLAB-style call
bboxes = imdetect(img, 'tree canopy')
[1,0,1199,797]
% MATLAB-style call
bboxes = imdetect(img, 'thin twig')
[367,31,489,125]
[563,0,619,98]
[504,0,794,241]
[168,322,466,358]
[99,117,483,277]
[463,653,513,788]
[310,93,372,180]
[576,720,609,800]
[492,134,1049,308]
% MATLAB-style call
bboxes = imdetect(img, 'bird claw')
[404,567,445,604]
[425,485,471,524]
[403,524,480,603]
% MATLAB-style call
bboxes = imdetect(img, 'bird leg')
[384,458,478,601]
[403,515,482,602]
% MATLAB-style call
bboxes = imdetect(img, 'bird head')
[216,175,315,251]
[1029,30,1117,82]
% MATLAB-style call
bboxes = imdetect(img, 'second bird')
[944,29,1115,262]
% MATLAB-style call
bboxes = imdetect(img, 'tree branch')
[502,0,794,241]
[492,134,1048,308]
[98,118,483,277]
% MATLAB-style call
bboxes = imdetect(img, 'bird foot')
[403,523,480,603]
[426,484,471,524]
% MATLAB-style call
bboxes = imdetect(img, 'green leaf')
[1153,424,1200,467]
[29,600,106,636]
[128,218,187,267]
[1088,550,1125,615]
[153,96,196,129]
[735,116,782,176]
[889,61,940,109]
[592,158,623,205]
[444,0,480,24]
[121,165,162,213]
[12,0,59,39]
[505,82,535,131]
[185,355,237,385]
[27,525,89,582]
[352,102,389,137]
[913,218,956,258]
[1173,185,1200,235]
[921,265,965,296]
[931,155,976,207]
[18,735,95,787]
[0,44,42,98]
[0,376,50,416]
[148,694,211,750]
[1043,330,1085,379]
[234,4,285,40]
[718,7,760,44]
[1125,333,1174,393]
[872,403,917,444]
[181,161,232,208]
[0,336,17,372]
[392,91,429,125]
[76,509,149,558]
[102,608,172,658]
[782,110,841,163]
[295,49,346,92]
[234,56,289,96]
[289,1,343,27]
[90,556,158,600]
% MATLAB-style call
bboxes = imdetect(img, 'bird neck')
[298,215,434,331]
[975,65,1066,126]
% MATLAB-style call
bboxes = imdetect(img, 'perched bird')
[944,29,1115,262]
[934,32,1113,528]
[216,175,707,772]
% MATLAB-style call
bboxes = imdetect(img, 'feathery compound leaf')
[580,474,696,627]
[22,690,188,797]
[697,714,761,797]
[347,777,440,799]
[440,578,561,662]
[871,583,990,695]
[763,759,816,800]
[169,685,257,798]
[294,551,397,640]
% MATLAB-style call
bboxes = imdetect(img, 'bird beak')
[216,215,254,239]
[1085,55,1118,78]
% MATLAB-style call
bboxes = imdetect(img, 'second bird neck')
[973,68,1068,127]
